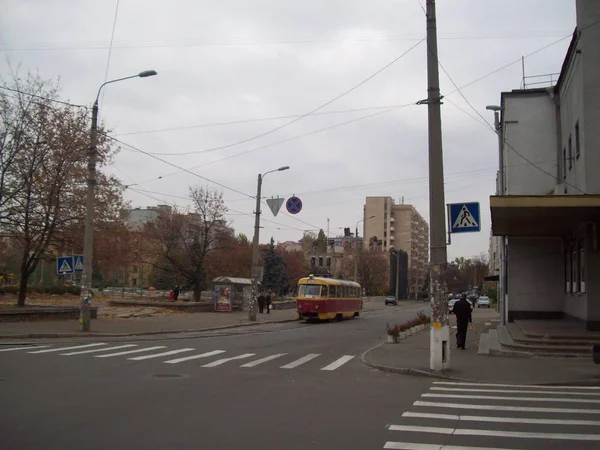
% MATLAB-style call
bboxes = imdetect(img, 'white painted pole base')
[430,325,450,371]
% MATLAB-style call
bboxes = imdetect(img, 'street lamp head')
[278,166,290,171]
[486,105,501,111]
[139,70,158,78]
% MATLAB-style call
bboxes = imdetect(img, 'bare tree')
[0,69,122,305]
[144,187,229,301]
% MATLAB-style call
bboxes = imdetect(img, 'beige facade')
[363,197,429,294]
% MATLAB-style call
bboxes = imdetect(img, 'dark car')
[385,296,398,306]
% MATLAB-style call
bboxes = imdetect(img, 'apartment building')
[363,197,429,294]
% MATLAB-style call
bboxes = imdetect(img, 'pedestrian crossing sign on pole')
[448,202,481,234]
[57,256,74,275]
[74,255,84,272]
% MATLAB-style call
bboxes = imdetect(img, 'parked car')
[477,296,491,308]
[385,296,398,306]
[448,298,459,313]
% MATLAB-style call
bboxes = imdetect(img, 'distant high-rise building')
[363,197,429,296]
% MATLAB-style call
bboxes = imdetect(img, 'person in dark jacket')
[257,293,266,314]
[453,294,472,349]
[173,285,180,302]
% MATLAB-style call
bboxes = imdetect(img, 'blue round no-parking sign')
[286,196,302,214]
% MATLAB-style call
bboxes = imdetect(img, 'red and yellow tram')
[296,275,362,321]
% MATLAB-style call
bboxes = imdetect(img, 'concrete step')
[477,332,490,355]
[514,319,600,342]
[509,322,600,347]
[497,325,591,358]
[488,328,535,358]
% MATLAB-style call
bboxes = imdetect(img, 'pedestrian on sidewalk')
[173,285,180,302]
[454,293,472,349]
[266,291,273,314]
[257,292,266,314]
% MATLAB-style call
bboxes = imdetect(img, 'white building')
[490,0,600,331]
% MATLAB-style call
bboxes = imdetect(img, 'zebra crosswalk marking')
[61,344,137,356]
[29,343,107,354]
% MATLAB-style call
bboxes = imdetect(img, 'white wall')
[503,92,559,196]
[508,238,564,313]
[577,0,600,194]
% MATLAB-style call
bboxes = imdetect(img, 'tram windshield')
[298,284,326,298]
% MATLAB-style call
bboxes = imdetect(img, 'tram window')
[339,286,345,298]
[329,285,336,297]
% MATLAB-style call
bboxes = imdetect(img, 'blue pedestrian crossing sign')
[74,255,84,273]
[57,256,74,275]
[448,202,481,234]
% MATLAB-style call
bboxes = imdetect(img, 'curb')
[360,341,478,382]
[0,318,300,340]
[360,340,600,386]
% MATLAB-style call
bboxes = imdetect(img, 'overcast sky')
[1,0,576,260]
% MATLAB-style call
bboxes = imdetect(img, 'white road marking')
[384,442,515,450]
[430,386,600,396]
[240,353,287,368]
[128,348,195,361]
[422,393,600,404]
[95,346,166,358]
[389,424,600,441]
[433,381,600,390]
[320,355,355,371]
[29,343,106,354]
[414,400,600,414]
[202,353,255,367]
[163,350,225,364]
[0,345,49,352]
[280,353,320,369]
[402,411,600,426]
[61,344,137,355]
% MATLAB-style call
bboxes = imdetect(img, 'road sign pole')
[425,0,450,372]
[249,173,262,322]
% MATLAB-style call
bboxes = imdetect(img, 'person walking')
[453,293,472,349]
[266,291,273,314]
[173,285,180,302]
[257,292,266,314]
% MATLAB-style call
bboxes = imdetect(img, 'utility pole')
[425,0,450,371]
[80,101,99,332]
[354,223,360,283]
[249,173,262,322]
[395,251,400,301]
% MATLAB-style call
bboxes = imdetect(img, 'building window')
[326,257,331,267]
[132,265,138,273]
[563,148,567,179]
[384,231,387,237]
[311,257,316,267]
[568,135,573,170]
[575,121,581,159]
[579,241,585,293]
[318,256,323,267]
[384,202,388,210]
[572,247,578,293]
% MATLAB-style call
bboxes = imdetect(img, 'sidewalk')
[0,297,387,339]
[0,309,299,339]
[362,308,600,385]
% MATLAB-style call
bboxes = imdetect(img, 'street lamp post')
[80,70,157,332]
[354,215,375,283]
[486,105,505,326]
[249,166,290,321]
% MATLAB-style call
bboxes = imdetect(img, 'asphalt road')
[2,301,600,450]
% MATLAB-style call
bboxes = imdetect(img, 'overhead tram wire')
[125,186,309,232]
[414,3,590,195]
[140,38,425,157]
